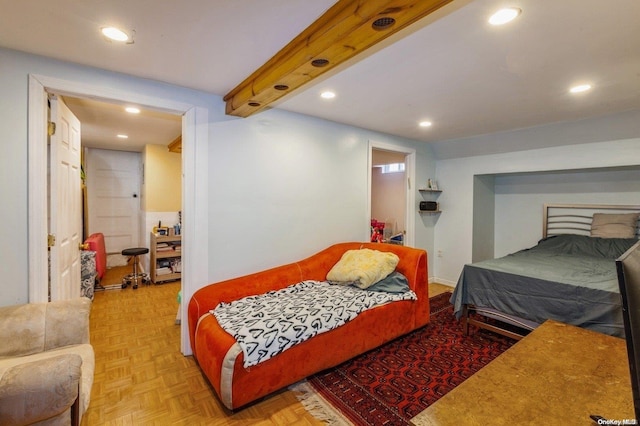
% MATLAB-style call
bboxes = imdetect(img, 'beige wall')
[372,149,405,166]
[143,144,181,212]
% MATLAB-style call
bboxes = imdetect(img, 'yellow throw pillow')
[327,249,399,289]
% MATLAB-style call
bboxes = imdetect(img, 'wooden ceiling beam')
[224,0,454,118]
[168,135,182,153]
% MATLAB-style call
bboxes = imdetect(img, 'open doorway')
[63,96,183,274]
[367,140,416,247]
[28,74,209,355]
[371,149,406,244]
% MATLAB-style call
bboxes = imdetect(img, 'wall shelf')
[419,186,442,214]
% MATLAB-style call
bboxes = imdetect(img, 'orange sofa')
[188,242,429,410]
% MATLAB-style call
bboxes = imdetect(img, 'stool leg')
[132,255,139,289]
[121,257,131,289]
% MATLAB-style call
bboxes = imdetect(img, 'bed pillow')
[327,249,399,289]
[591,213,639,238]
[364,271,410,293]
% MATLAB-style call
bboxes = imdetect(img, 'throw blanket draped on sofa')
[213,280,417,367]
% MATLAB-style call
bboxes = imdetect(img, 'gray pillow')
[364,271,410,293]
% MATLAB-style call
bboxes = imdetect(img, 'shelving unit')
[150,232,182,283]
[418,188,442,214]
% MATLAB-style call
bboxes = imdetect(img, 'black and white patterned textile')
[212,280,417,368]
[80,250,96,300]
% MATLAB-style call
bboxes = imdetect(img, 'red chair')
[84,233,106,282]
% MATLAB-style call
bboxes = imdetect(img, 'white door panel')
[86,149,141,255]
[49,96,82,300]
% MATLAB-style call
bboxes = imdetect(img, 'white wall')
[472,175,495,262]
[206,110,438,283]
[0,47,221,306]
[434,128,640,285]
[494,167,640,257]
[431,109,640,160]
[0,47,439,306]
[13,47,635,304]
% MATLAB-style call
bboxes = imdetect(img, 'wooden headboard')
[543,203,640,238]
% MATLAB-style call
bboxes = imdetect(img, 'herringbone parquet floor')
[82,266,323,426]
[82,265,452,425]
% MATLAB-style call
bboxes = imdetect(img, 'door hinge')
[48,234,56,247]
[48,121,56,136]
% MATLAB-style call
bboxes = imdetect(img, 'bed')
[451,204,640,340]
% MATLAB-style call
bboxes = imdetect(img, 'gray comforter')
[450,234,637,337]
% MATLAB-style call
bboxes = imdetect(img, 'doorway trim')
[367,140,416,247]
[28,74,208,355]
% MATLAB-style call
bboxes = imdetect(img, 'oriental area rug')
[291,292,516,425]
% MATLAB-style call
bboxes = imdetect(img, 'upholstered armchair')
[0,297,94,426]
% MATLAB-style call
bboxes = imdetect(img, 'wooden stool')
[121,247,150,289]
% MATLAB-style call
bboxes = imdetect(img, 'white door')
[49,96,82,300]
[86,149,141,262]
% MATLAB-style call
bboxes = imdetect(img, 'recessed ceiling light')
[569,84,592,93]
[125,106,140,114]
[321,91,336,99]
[101,26,130,42]
[488,8,521,25]
[419,121,433,128]
[117,134,129,139]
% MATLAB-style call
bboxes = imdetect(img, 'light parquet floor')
[82,266,453,426]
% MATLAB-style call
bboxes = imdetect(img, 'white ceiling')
[61,97,181,152]
[1,0,638,155]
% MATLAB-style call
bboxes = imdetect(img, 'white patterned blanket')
[212,280,417,368]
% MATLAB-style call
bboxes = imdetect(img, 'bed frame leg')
[461,304,470,335]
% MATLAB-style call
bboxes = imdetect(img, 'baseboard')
[429,277,456,287]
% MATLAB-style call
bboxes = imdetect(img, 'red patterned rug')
[296,292,516,425]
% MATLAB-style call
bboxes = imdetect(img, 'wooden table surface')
[411,320,636,425]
